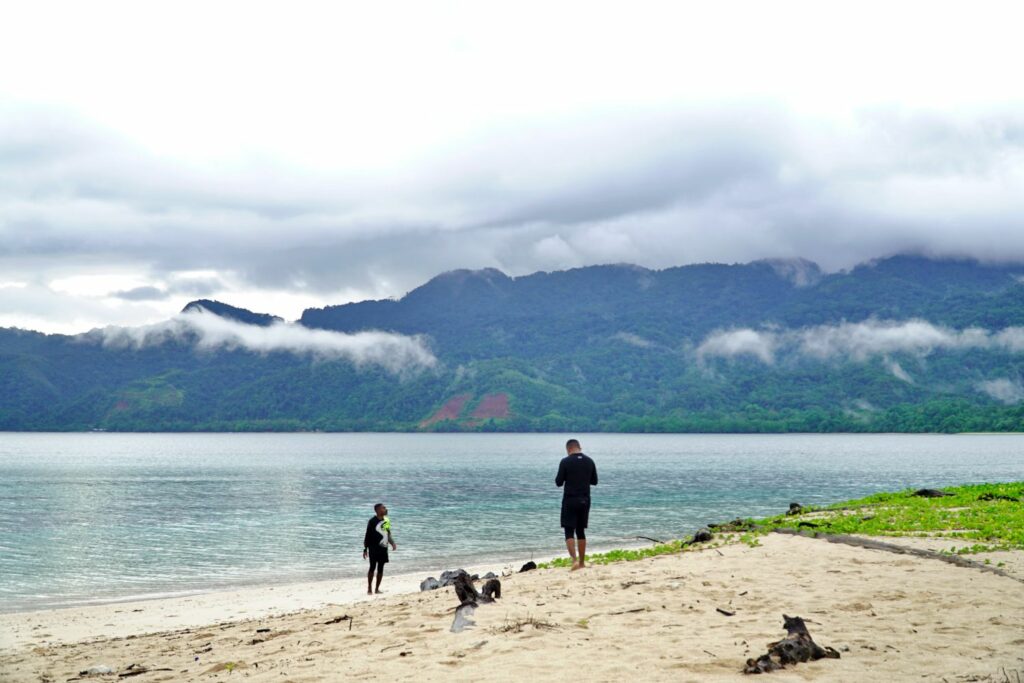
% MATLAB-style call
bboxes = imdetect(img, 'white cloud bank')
[697,320,1024,365]
[87,308,437,374]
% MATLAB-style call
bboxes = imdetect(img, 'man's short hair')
[566,438,581,450]
[374,503,385,512]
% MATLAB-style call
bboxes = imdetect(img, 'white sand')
[3,535,1023,682]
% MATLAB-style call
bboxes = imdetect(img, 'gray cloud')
[112,286,168,301]
[110,277,225,302]
[89,308,437,375]
[697,320,1024,364]
[4,100,1024,332]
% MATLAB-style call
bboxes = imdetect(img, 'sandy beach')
[3,533,1023,682]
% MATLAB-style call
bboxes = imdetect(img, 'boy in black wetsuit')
[363,503,397,594]
[555,438,598,570]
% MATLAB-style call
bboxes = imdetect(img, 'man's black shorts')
[560,496,590,529]
[368,547,389,572]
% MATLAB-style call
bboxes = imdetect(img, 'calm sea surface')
[1,432,1022,613]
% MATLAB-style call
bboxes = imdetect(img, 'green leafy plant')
[764,482,1024,553]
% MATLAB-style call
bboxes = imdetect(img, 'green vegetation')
[764,482,1024,553]
[538,541,690,568]
[538,481,1024,569]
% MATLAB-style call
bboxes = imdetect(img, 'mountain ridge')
[3,253,1024,433]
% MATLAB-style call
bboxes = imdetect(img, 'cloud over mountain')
[697,320,1024,365]
[89,308,437,375]
[976,378,1024,405]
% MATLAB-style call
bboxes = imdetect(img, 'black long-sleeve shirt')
[364,516,385,550]
[555,452,598,499]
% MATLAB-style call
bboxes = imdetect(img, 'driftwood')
[453,574,501,606]
[708,518,756,532]
[421,569,499,591]
[481,578,501,600]
[117,664,175,678]
[978,492,1020,502]
[636,535,666,544]
[450,574,502,633]
[323,615,351,625]
[680,528,713,546]
[744,615,839,674]
[912,488,953,498]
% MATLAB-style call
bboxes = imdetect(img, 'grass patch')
[764,482,1024,553]
[538,541,684,568]
[537,537,741,569]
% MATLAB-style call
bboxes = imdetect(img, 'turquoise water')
[2,432,1023,613]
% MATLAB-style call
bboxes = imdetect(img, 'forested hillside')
[3,255,1024,432]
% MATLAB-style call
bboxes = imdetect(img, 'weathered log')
[636,535,666,544]
[912,488,953,498]
[450,574,501,633]
[681,528,713,546]
[708,518,756,532]
[423,568,499,591]
[439,569,470,586]
[744,615,839,674]
[453,573,501,606]
[323,615,352,626]
[480,578,501,600]
[978,492,1019,502]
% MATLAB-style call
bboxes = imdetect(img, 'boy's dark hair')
[566,438,581,450]
[374,503,385,512]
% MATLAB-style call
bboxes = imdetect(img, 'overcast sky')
[2,1,1023,333]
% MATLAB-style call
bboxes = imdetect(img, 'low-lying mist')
[85,307,438,375]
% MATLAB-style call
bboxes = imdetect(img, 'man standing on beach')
[556,438,598,570]
[363,503,397,594]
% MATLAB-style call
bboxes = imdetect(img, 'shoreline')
[0,540,647,622]
[4,534,1023,681]
[1,540,653,651]
[0,560,501,651]
[0,538,650,620]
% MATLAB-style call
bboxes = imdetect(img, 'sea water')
[2,432,1022,613]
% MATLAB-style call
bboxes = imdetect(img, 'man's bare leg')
[375,568,384,593]
[565,538,578,569]
[577,539,587,569]
[366,567,374,595]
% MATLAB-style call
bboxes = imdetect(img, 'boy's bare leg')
[577,539,587,568]
[366,567,374,594]
[375,568,384,593]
